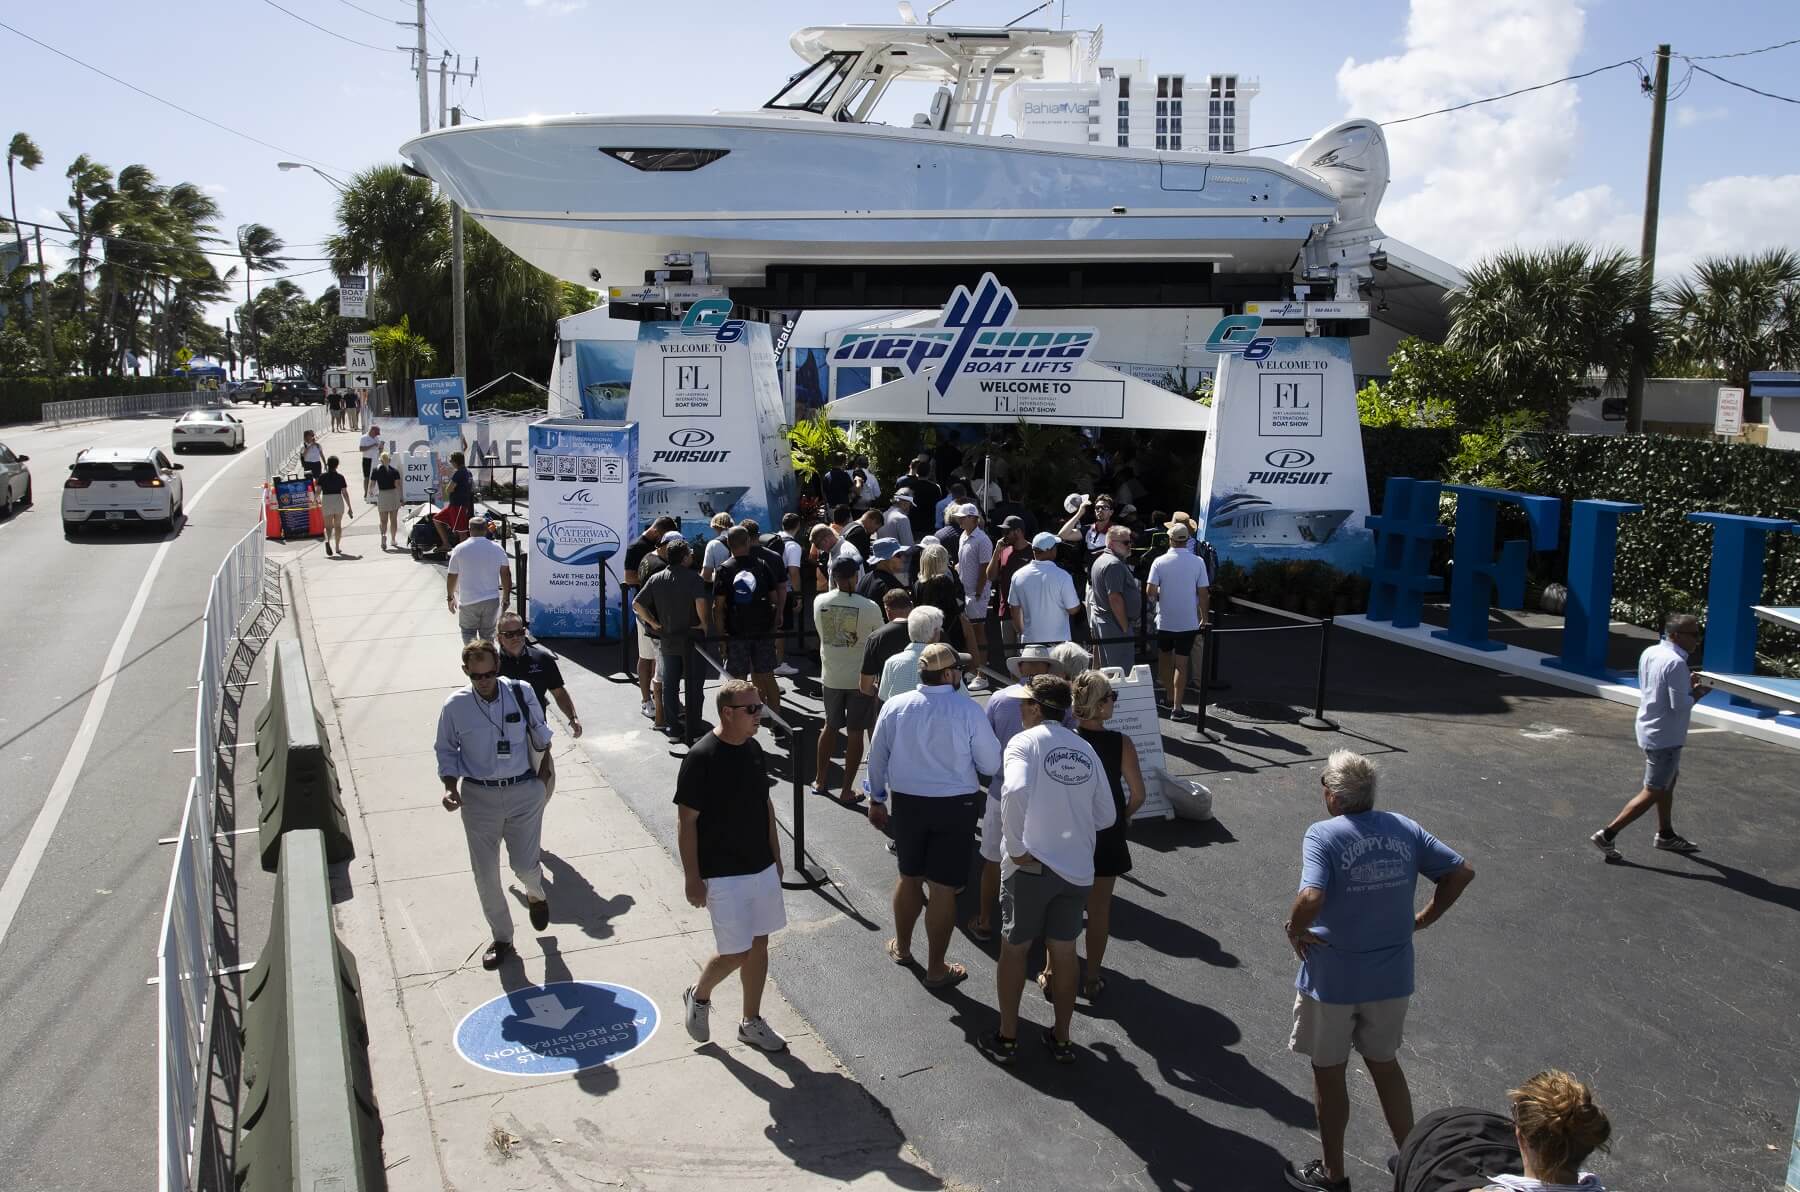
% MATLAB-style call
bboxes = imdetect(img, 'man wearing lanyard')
[436,639,554,970]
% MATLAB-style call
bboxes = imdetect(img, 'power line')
[332,0,401,21]
[0,19,344,171]
[1689,62,1800,104]
[6,217,339,262]
[428,10,458,54]
[1683,35,1800,61]
[1236,58,1647,154]
[258,0,410,53]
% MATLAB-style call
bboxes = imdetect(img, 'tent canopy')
[823,360,1211,431]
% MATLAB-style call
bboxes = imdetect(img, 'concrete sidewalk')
[288,431,938,1191]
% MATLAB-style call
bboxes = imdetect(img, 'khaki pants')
[458,776,547,943]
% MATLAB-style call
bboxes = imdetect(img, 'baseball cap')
[660,529,686,545]
[918,642,972,674]
[869,537,903,561]
[955,503,981,519]
[1000,515,1026,532]
[1167,522,1191,542]
[468,514,489,527]
[893,488,915,504]
[1031,531,1060,551]
[830,555,861,577]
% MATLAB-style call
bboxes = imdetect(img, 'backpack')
[1391,1107,1523,1192]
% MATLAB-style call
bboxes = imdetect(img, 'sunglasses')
[499,629,526,639]
[465,668,498,680]
[726,702,765,715]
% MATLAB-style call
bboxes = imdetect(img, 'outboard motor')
[1290,119,1391,300]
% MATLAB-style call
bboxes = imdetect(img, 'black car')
[270,380,326,406]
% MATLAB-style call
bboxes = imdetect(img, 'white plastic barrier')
[157,521,268,1191]
[261,405,329,482]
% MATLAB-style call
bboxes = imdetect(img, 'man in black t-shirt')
[624,516,680,715]
[820,453,853,508]
[858,588,915,711]
[857,538,906,605]
[895,455,941,541]
[675,678,788,1052]
[495,612,582,738]
[713,526,784,720]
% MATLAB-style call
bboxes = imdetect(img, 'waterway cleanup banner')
[528,420,637,640]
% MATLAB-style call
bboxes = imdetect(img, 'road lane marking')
[0,441,265,955]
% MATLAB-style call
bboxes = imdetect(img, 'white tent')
[822,360,1212,432]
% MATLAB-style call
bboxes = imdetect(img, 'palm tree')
[1447,244,1648,430]
[325,164,447,330]
[235,222,287,376]
[6,133,40,280]
[371,314,438,402]
[61,154,112,327]
[1659,249,1800,420]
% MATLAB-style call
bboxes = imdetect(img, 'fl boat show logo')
[829,273,1096,397]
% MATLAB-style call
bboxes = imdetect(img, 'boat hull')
[401,115,1338,288]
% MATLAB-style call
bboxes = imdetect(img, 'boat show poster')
[527,420,637,640]
[1195,336,1373,573]
[574,340,637,421]
[625,320,794,541]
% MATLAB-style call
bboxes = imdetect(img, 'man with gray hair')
[445,516,510,644]
[1281,750,1476,1192]
[1087,524,1141,670]
[878,606,947,703]
[1592,613,1706,860]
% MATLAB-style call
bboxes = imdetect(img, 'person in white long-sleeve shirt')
[866,642,1002,989]
[1591,614,1706,860]
[981,674,1115,1066]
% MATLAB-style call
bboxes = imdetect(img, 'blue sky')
[3,0,1795,312]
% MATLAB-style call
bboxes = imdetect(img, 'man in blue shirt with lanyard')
[437,639,554,970]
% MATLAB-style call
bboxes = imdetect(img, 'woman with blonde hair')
[912,540,976,666]
[1037,669,1145,1000]
[1482,1070,1611,1191]
[370,451,404,550]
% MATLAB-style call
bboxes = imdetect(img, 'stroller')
[407,496,465,561]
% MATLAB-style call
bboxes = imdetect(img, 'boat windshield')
[764,50,862,114]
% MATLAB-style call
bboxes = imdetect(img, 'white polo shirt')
[1008,558,1078,644]
[999,721,1116,886]
[448,536,509,604]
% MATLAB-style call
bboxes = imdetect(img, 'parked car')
[225,379,265,401]
[270,380,325,406]
[0,441,30,518]
[63,447,185,535]
[172,408,246,453]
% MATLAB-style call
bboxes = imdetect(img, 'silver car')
[0,441,30,518]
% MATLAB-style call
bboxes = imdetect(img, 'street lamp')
[276,161,349,193]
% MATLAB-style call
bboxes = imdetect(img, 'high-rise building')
[1011,59,1258,154]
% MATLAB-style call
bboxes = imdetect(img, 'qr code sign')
[599,455,625,483]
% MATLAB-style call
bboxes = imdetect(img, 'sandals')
[885,938,916,966]
[966,919,993,942]
[923,962,968,989]
[1082,976,1106,1000]
[978,1032,1018,1065]
[1040,1027,1076,1064]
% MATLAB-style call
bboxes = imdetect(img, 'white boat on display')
[398,9,1392,297]
[637,474,750,525]
[1206,493,1351,546]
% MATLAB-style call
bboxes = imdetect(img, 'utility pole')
[1625,44,1670,436]
[415,0,429,134]
[33,227,55,369]
[452,106,467,381]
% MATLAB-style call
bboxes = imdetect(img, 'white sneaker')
[737,1016,788,1052]
[640,700,656,719]
[682,985,710,1042]
[967,675,989,692]
[773,662,800,677]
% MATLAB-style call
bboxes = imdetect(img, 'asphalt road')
[0,406,299,1192]
[556,614,1800,1192]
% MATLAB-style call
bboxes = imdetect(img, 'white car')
[63,447,185,535]
[171,408,246,452]
[0,441,30,519]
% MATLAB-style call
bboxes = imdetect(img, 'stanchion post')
[1300,616,1338,731]
[513,542,528,623]
[1192,623,1220,742]
[781,721,824,890]
[621,582,637,678]
[684,638,702,745]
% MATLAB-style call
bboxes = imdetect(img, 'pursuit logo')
[652,427,730,464]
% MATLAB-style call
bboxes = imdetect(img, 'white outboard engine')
[1290,119,1391,301]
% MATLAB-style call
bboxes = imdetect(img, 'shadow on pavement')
[522,851,637,942]
[1612,853,1800,914]
[704,1045,942,1189]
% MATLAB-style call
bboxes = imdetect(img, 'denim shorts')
[1643,746,1682,790]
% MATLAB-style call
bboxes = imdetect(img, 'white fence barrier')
[44,390,223,427]
[156,518,266,1192]
[262,404,328,482]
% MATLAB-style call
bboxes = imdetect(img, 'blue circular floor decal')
[454,980,659,1076]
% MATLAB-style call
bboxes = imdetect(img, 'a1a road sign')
[347,346,374,370]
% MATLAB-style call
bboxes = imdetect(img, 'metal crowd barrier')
[158,520,268,1192]
[261,405,329,482]
[45,389,223,427]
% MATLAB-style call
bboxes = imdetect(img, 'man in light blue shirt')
[437,639,554,970]
[866,642,1002,989]
[1282,750,1475,1192]
[1592,615,1706,860]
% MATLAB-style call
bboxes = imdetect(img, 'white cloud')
[1674,105,1727,129]
[1336,0,1800,282]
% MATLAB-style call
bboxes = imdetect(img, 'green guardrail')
[237,830,386,1190]
[253,639,353,872]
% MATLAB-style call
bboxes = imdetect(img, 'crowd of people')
[412,447,1652,1191]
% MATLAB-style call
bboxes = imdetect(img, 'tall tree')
[5,133,40,284]
[1659,249,1800,419]
[61,154,112,329]
[235,222,287,375]
[1447,244,1648,429]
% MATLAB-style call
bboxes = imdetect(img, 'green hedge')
[0,376,188,425]
[1362,426,1460,512]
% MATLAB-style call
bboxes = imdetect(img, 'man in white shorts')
[676,679,788,1053]
[1281,750,1477,1192]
